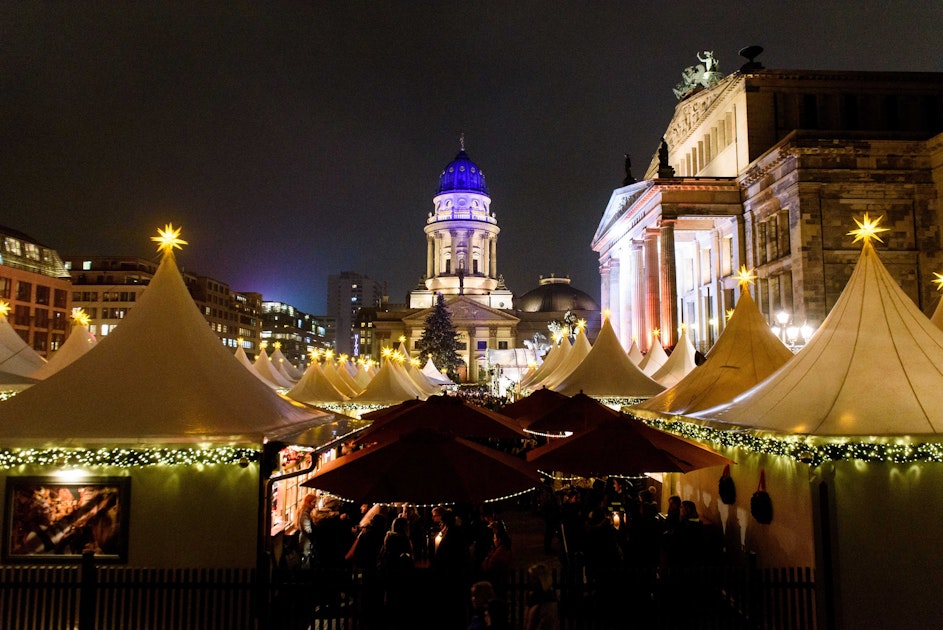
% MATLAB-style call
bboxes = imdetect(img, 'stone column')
[426,235,435,279]
[489,237,497,278]
[599,260,611,317]
[659,221,678,346]
[643,228,661,352]
[608,257,621,338]
[629,244,646,348]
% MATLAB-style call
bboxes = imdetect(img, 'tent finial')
[151,223,188,256]
[848,213,889,246]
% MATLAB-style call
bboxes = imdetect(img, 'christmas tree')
[416,293,463,381]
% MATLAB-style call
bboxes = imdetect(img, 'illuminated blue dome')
[436,150,489,195]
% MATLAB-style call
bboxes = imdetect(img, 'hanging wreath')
[718,464,736,505]
[750,469,773,524]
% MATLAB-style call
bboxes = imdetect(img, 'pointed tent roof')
[695,239,943,436]
[334,360,365,395]
[0,312,46,377]
[234,345,282,389]
[286,360,348,404]
[931,292,943,331]
[632,288,794,417]
[0,246,333,447]
[521,336,570,389]
[422,357,454,385]
[355,359,426,404]
[538,331,592,389]
[254,349,294,388]
[30,321,97,381]
[354,363,374,389]
[638,338,669,376]
[405,361,440,396]
[650,326,698,387]
[627,338,644,365]
[270,347,303,381]
[322,361,360,398]
[553,318,664,398]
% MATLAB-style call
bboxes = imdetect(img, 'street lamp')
[770,310,814,352]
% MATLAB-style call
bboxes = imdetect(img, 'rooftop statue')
[672,51,723,100]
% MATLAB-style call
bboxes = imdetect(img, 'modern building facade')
[327,271,385,356]
[64,256,263,355]
[261,300,334,368]
[0,226,72,356]
[594,54,943,354]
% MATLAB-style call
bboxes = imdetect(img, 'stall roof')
[0,250,334,447]
[694,239,943,436]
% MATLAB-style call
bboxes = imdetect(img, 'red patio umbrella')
[303,427,540,504]
[527,415,731,476]
[499,386,569,425]
[524,392,620,436]
[359,398,424,421]
[351,395,525,446]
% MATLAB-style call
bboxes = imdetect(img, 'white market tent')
[650,325,699,387]
[322,361,360,398]
[537,330,592,390]
[0,251,334,446]
[553,317,664,398]
[234,345,283,389]
[0,310,46,377]
[354,363,375,389]
[405,361,440,396]
[632,285,794,417]
[30,318,98,381]
[627,338,644,365]
[253,348,294,389]
[931,291,943,331]
[421,357,453,385]
[520,335,570,390]
[355,359,426,404]
[286,360,348,404]
[0,235,337,569]
[269,347,303,382]
[334,360,365,395]
[638,337,669,376]
[694,239,943,436]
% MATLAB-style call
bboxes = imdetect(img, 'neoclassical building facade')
[595,56,943,354]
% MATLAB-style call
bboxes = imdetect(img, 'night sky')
[4,2,942,314]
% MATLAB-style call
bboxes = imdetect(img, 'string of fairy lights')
[7,216,943,471]
[0,447,259,469]
[637,416,943,466]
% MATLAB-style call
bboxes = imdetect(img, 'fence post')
[79,550,97,630]
[746,551,761,626]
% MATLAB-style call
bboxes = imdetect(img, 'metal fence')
[0,553,815,630]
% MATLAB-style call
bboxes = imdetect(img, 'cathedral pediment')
[403,295,519,325]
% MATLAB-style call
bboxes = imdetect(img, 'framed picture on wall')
[2,476,130,563]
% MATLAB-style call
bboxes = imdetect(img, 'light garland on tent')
[637,416,943,465]
[0,447,260,469]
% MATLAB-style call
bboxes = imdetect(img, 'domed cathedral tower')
[409,137,513,309]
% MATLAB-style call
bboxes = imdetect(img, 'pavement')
[496,505,562,572]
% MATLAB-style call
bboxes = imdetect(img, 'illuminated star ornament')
[933,272,943,293]
[71,308,91,327]
[735,265,757,287]
[0,301,10,318]
[847,213,889,245]
[151,223,188,255]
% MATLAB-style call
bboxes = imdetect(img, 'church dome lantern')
[436,150,489,195]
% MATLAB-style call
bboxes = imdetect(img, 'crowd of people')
[285,495,562,629]
[283,479,723,629]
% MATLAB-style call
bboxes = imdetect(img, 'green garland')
[638,416,943,466]
[0,447,260,469]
